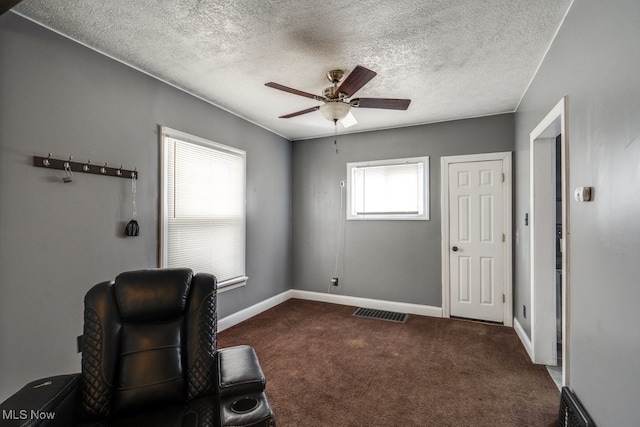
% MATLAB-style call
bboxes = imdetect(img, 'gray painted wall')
[514,1,640,424]
[0,14,291,401]
[291,114,513,306]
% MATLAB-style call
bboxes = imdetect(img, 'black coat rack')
[33,154,138,179]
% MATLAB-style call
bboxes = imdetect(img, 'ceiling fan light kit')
[265,65,411,127]
[319,101,350,122]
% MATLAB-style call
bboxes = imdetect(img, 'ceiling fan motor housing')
[323,86,345,100]
[326,69,345,84]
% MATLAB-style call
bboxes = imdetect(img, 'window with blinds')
[346,156,429,220]
[160,127,247,289]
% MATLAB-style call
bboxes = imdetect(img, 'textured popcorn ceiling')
[15,0,572,140]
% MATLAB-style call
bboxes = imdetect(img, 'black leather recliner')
[0,269,275,426]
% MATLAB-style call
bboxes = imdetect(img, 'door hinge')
[502,233,505,242]
[503,294,505,303]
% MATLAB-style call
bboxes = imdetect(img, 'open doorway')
[530,97,569,388]
[549,135,563,388]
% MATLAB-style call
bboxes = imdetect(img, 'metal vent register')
[559,387,595,427]
[353,308,408,323]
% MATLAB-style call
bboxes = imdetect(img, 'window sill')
[347,214,429,221]
[217,276,248,293]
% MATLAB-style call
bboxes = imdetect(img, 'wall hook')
[63,157,73,183]
[100,162,108,174]
[83,160,91,172]
[42,153,52,167]
[116,165,123,176]
[63,156,73,168]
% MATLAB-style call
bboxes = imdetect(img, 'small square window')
[346,156,429,220]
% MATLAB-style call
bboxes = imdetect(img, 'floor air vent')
[353,308,408,323]
[559,387,595,427]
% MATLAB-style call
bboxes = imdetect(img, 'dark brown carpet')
[218,299,559,427]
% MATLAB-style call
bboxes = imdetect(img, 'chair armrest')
[220,392,275,427]
[218,345,265,398]
[0,374,79,426]
[218,346,275,426]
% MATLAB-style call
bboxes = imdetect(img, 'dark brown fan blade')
[351,98,411,110]
[279,106,320,118]
[265,82,323,101]
[337,65,377,97]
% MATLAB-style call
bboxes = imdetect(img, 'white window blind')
[347,156,429,220]
[161,127,247,288]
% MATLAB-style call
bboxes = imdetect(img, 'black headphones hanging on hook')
[125,219,139,237]
[125,169,139,237]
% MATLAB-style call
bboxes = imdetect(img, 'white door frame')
[441,151,513,326]
[530,96,569,386]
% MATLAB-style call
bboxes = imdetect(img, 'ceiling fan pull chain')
[334,119,339,155]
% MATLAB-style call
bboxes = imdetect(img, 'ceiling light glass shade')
[319,101,350,121]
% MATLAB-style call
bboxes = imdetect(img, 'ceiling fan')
[265,65,411,128]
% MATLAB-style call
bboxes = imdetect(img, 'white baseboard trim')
[290,290,443,318]
[218,289,444,332]
[513,317,534,362]
[218,290,291,332]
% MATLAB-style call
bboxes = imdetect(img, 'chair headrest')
[114,269,193,322]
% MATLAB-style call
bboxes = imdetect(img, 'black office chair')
[0,268,275,426]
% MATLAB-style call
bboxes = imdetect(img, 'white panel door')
[449,160,505,322]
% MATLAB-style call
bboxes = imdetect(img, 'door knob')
[452,246,459,252]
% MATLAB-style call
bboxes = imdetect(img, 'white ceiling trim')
[13,0,574,141]
[11,10,290,140]
[515,0,576,112]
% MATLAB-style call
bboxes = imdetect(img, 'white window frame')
[346,156,430,221]
[160,126,247,292]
